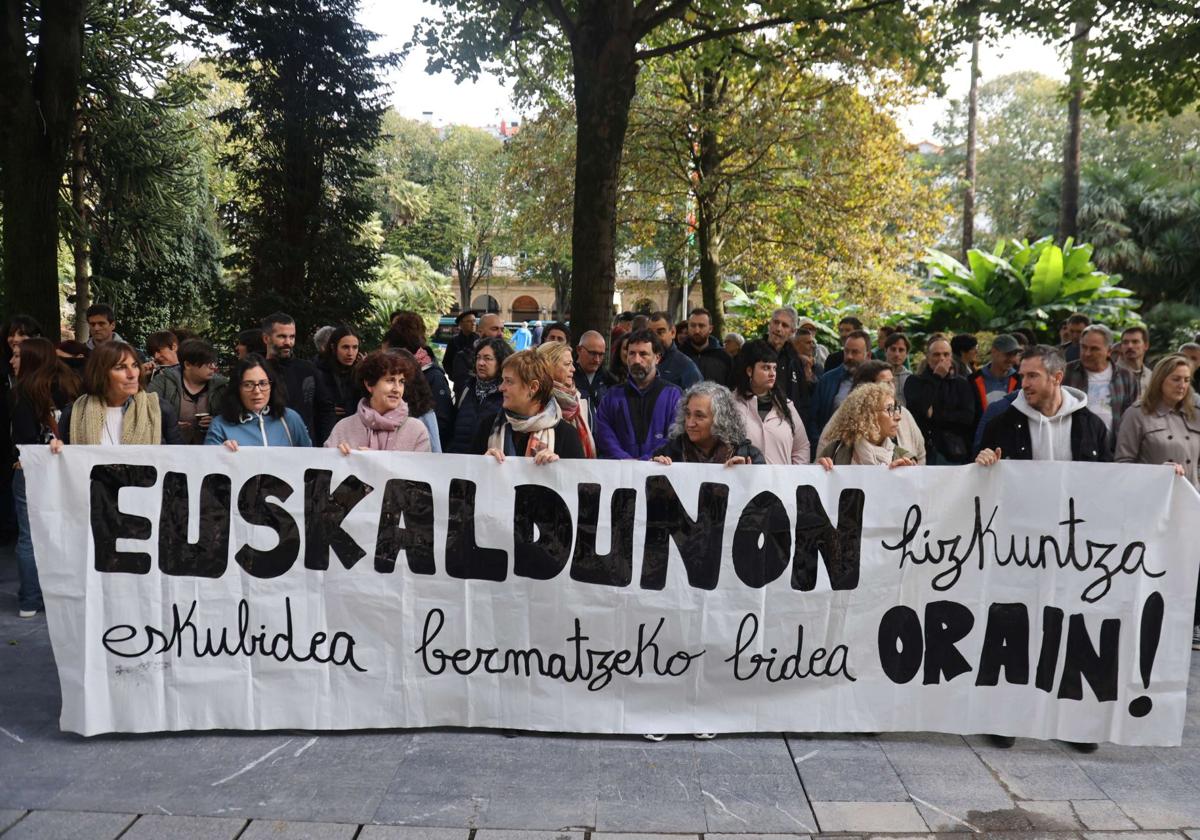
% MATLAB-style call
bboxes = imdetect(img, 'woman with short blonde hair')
[536,340,595,457]
[471,350,584,463]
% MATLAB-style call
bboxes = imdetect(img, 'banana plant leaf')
[1063,243,1094,278]
[1030,245,1064,306]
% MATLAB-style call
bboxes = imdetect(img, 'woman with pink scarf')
[324,351,430,454]
[535,340,596,458]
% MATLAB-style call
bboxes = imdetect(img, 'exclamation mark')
[1128,592,1164,718]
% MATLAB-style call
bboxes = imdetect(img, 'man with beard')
[594,330,682,460]
[261,312,336,445]
[811,329,870,440]
[679,307,733,384]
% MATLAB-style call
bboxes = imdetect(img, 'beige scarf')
[69,392,161,445]
[487,400,560,456]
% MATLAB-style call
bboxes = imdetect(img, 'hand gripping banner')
[18,446,1200,743]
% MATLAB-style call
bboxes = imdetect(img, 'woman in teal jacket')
[204,353,312,449]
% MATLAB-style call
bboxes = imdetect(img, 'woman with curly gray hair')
[651,381,764,466]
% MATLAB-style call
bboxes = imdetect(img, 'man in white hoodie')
[975,344,1110,754]
[975,344,1110,465]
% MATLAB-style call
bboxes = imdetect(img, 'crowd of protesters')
[4,304,1200,674]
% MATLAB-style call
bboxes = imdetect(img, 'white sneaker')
[18,609,38,619]
[693,733,717,740]
[642,733,667,742]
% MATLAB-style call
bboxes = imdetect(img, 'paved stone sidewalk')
[6,552,1200,838]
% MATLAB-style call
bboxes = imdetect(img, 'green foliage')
[181,0,396,336]
[1142,302,1200,355]
[502,105,575,314]
[360,253,458,345]
[71,0,225,341]
[91,223,223,347]
[921,237,1140,338]
[721,278,852,344]
[936,72,1200,250]
[380,117,508,306]
[1031,166,1200,309]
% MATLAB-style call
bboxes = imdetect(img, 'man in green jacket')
[148,339,228,444]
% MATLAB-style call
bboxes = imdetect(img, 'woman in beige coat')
[1115,353,1200,490]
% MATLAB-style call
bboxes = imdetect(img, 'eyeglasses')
[240,380,271,392]
[883,404,902,417]
[580,348,605,358]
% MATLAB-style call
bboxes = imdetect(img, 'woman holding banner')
[471,350,585,463]
[324,350,430,454]
[823,360,926,464]
[1114,353,1200,650]
[815,382,918,469]
[651,381,764,466]
[50,341,182,449]
[536,340,596,458]
[1115,354,1200,489]
[203,354,311,449]
[730,339,809,465]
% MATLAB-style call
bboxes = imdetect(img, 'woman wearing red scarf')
[536,341,596,458]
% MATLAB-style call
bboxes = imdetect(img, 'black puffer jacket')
[680,335,733,385]
[450,379,503,454]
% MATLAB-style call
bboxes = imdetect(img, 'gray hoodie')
[1011,385,1089,461]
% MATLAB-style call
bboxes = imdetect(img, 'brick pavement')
[6,548,1200,838]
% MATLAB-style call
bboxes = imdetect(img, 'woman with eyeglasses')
[815,382,918,469]
[204,353,311,449]
[449,337,511,454]
[324,350,430,454]
[816,360,926,464]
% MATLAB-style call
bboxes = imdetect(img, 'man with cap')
[968,334,1021,419]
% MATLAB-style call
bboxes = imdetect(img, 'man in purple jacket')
[594,329,682,460]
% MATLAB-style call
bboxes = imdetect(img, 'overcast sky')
[360,1,1068,144]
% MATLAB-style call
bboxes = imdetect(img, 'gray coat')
[1114,400,1200,490]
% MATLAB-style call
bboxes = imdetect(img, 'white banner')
[19,446,1200,744]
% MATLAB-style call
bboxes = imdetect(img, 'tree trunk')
[1059,19,1090,244]
[70,110,91,339]
[0,0,86,341]
[694,66,724,337]
[455,252,477,308]
[550,261,571,319]
[962,34,979,260]
[662,250,685,321]
[567,10,639,342]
